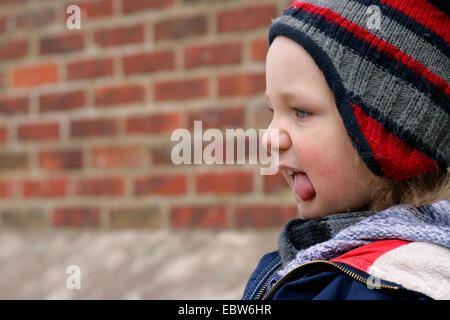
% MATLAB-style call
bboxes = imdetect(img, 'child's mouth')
[281,167,316,201]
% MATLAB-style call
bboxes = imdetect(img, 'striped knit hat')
[268,0,449,180]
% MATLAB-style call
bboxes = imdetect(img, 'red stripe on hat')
[287,2,450,97]
[379,0,450,43]
[332,240,410,272]
[288,1,450,44]
[351,103,438,180]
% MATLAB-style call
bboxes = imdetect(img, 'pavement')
[0,228,279,299]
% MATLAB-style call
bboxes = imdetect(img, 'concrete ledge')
[0,229,279,299]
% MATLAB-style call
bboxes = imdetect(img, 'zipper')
[254,264,282,300]
[258,260,400,300]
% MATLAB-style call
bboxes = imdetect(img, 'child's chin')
[296,198,336,220]
[295,200,319,220]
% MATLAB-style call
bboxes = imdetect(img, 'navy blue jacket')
[242,250,431,300]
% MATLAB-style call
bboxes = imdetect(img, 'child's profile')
[243,0,450,300]
[263,35,376,219]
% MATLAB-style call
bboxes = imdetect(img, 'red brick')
[123,50,174,75]
[92,145,146,168]
[134,174,186,196]
[0,180,14,198]
[0,96,28,115]
[122,0,175,14]
[23,177,68,198]
[263,171,288,193]
[187,106,245,130]
[77,0,113,19]
[18,122,59,141]
[0,17,5,33]
[0,151,28,170]
[234,205,298,228]
[15,8,55,30]
[184,42,242,68]
[195,170,253,194]
[70,118,117,138]
[0,39,28,61]
[126,112,181,135]
[0,208,47,228]
[154,77,208,101]
[52,207,100,227]
[0,0,25,4]
[74,176,124,196]
[0,127,7,143]
[218,73,265,97]
[94,84,145,107]
[13,63,58,88]
[94,24,144,47]
[110,206,161,228]
[252,101,273,129]
[251,38,269,62]
[39,33,84,55]
[39,90,85,113]
[170,206,227,229]
[67,58,113,80]
[151,144,173,165]
[154,14,207,41]
[39,149,83,170]
[217,4,277,33]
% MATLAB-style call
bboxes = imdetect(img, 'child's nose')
[262,127,291,152]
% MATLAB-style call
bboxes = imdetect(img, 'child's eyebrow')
[265,90,315,108]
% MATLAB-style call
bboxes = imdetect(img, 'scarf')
[277,200,450,277]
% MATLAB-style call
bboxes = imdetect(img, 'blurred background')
[0,0,297,299]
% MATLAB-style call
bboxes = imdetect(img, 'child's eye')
[267,107,274,113]
[292,107,311,119]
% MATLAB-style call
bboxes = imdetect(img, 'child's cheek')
[300,139,333,176]
[301,136,348,186]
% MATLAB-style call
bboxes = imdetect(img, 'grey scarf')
[278,200,450,277]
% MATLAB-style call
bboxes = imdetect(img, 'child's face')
[264,36,375,219]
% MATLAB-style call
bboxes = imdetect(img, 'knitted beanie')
[268,0,449,180]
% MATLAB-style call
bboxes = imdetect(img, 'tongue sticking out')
[293,173,316,201]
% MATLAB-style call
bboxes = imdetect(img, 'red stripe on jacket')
[332,239,410,272]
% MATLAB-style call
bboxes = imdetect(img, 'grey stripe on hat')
[302,0,450,83]
[272,15,450,163]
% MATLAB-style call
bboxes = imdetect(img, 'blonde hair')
[365,164,450,212]
[345,131,449,212]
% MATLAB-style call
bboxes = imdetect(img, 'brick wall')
[0,0,297,230]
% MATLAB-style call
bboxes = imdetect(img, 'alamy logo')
[366,275,382,290]
[293,1,382,31]
[366,5,381,30]
[171,121,279,175]
[66,5,81,30]
[66,265,81,290]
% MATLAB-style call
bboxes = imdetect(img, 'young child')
[243,0,449,300]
